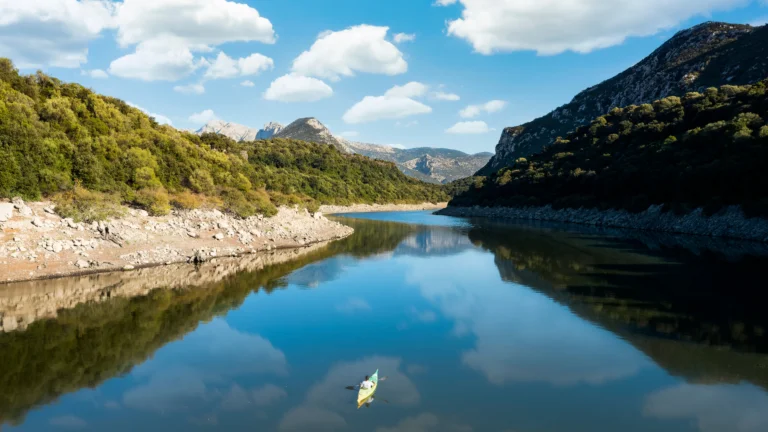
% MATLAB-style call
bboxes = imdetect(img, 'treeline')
[450,80,768,217]
[0,58,446,220]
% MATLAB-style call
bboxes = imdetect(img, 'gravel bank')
[437,204,768,242]
[319,202,447,214]
[0,199,353,283]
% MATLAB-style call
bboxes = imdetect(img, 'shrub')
[134,188,171,216]
[170,191,204,210]
[188,169,215,194]
[53,185,124,222]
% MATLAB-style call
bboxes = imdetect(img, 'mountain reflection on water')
[1,211,767,432]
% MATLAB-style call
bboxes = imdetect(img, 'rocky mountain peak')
[197,120,259,142]
[256,121,284,140]
[273,117,351,152]
[479,21,768,175]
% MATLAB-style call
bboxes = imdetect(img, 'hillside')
[480,22,768,174]
[450,80,768,217]
[200,117,491,183]
[0,59,447,218]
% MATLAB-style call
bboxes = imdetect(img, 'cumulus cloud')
[393,32,416,43]
[174,83,205,94]
[292,25,407,81]
[434,0,459,5]
[113,0,275,48]
[204,51,273,79]
[443,0,748,55]
[81,69,108,79]
[343,96,432,124]
[446,121,493,134]
[109,0,275,81]
[0,0,115,69]
[336,297,370,313]
[432,91,461,101]
[263,74,334,102]
[459,100,507,118]
[644,384,768,432]
[109,36,203,81]
[385,81,429,98]
[126,102,172,125]
[188,109,217,125]
[343,82,432,124]
[241,80,255,87]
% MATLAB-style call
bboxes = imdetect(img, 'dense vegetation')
[0,59,446,219]
[451,80,768,217]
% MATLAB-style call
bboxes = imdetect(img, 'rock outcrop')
[256,121,284,139]
[480,22,768,174]
[197,120,285,142]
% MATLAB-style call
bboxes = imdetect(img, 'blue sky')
[1,1,767,154]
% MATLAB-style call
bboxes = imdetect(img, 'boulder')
[75,259,90,269]
[18,206,33,217]
[214,233,225,240]
[0,203,13,222]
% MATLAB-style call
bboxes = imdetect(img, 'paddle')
[345,376,388,390]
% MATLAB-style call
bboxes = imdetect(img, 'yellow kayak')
[357,369,378,408]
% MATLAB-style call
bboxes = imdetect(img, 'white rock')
[31,218,44,227]
[75,259,90,269]
[214,233,225,240]
[11,197,24,208]
[0,203,13,222]
[44,206,56,214]
[123,265,135,270]
[19,206,33,217]
[52,242,64,253]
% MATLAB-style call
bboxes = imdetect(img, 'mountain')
[450,79,768,218]
[273,117,352,153]
[256,121,284,139]
[197,120,284,142]
[197,119,259,142]
[274,118,492,183]
[0,58,447,217]
[479,21,768,175]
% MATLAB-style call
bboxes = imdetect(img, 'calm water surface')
[2,211,768,431]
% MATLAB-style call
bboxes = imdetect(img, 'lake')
[1,210,768,432]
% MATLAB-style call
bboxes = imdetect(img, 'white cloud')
[335,297,370,312]
[109,36,203,81]
[434,0,459,5]
[204,51,273,79]
[0,0,115,69]
[173,83,205,94]
[645,384,768,432]
[393,32,416,43]
[126,102,172,126]
[263,73,334,102]
[339,131,360,138]
[49,415,87,429]
[188,109,217,125]
[385,82,429,98]
[343,83,433,124]
[251,384,288,407]
[446,121,493,134]
[395,120,420,128]
[343,96,432,124]
[443,0,748,55]
[292,25,407,81]
[432,91,461,101]
[459,100,507,118]
[241,80,255,87]
[113,0,275,48]
[81,69,108,79]
[109,0,275,81]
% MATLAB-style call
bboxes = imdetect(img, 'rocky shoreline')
[319,202,447,214]
[437,204,768,243]
[0,199,354,284]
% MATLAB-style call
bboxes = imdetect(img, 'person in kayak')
[360,375,375,390]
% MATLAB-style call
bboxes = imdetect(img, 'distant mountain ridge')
[199,117,491,183]
[480,21,768,174]
[197,120,284,142]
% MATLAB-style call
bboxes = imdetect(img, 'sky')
[0,0,766,154]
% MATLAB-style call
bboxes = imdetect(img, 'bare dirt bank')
[0,199,353,284]
[319,202,447,214]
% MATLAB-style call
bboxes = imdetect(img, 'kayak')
[357,369,378,408]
